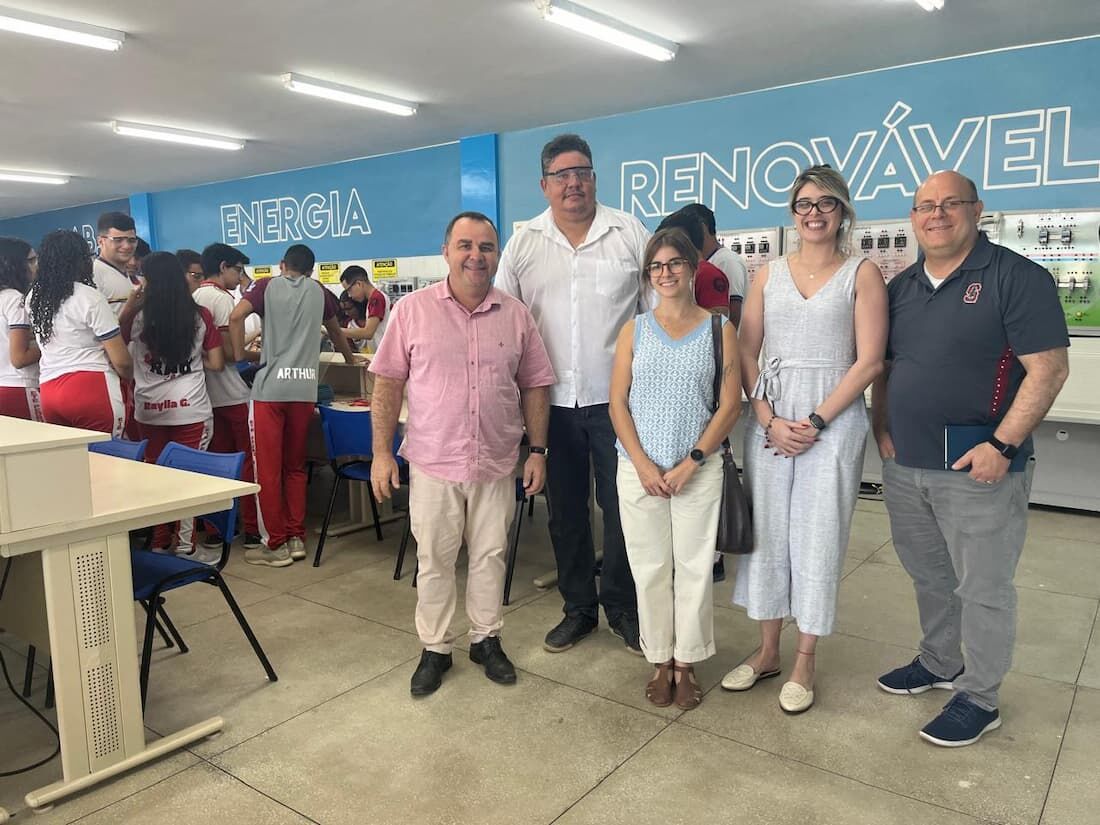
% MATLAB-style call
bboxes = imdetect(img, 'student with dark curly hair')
[0,236,42,419]
[119,252,225,559]
[28,230,132,434]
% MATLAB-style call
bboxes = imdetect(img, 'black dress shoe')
[469,636,517,684]
[544,614,598,652]
[713,557,726,582]
[410,650,452,696]
[608,613,643,655]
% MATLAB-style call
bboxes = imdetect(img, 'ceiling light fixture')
[912,0,945,11]
[0,5,125,51]
[0,169,69,185]
[282,73,418,117]
[537,0,678,62]
[111,120,245,151]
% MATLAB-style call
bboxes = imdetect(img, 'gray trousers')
[882,459,1031,710]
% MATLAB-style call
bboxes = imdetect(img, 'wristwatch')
[986,436,1018,459]
[808,412,827,431]
[689,448,706,465]
[529,446,549,456]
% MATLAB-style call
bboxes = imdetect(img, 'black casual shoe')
[409,650,452,696]
[242,533,263,549]
[202,532,223,549]
[543,614,598,653]
[919,693,1001,747]
[608,613,643,656]
[877,655,963,695]
[712,557,726,583]
[469,636,517,685]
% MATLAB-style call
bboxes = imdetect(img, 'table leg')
[24,533,223,811]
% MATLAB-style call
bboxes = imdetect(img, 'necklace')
[796,253,839,279]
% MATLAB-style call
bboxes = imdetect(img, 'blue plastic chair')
[313,405,404,568]
[131,442,276,707]
[89,437,149,461]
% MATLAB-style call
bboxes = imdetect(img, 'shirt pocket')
[594,257,639,300]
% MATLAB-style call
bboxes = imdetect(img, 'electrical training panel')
[715,227,782,284]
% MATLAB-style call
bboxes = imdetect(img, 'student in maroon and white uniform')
[93,211,142,437]
[27,230,132,434]
[339,265,388,350]
[120,252,225,558]
[192,242,261,549]
[0,237,42,420]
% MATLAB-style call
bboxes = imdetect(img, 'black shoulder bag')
[711,315,754,555]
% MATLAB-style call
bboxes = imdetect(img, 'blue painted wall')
[152,142,461,263]
[499,37,1100,239]
[0,198,130,252]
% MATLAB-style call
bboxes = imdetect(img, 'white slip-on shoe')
[779,680,814,714]
[721,663,781,692]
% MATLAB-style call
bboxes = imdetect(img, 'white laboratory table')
[0,417,258,816]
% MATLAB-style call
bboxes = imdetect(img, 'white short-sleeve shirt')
[29,283,119,384]
[495,203,649,408]
[193,281,252,407]
[709,245,749,301]
[0,288,38,388]
[93,258,135,318]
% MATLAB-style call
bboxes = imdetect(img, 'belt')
[751,356,851,403]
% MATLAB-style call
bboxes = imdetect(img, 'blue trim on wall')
[128,193,157,249]
[460,134,499,229]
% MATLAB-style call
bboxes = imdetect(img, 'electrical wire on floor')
[0,558,60,777]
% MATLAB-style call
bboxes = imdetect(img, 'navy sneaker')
[877,656,962,695]
[920,693,1001,747]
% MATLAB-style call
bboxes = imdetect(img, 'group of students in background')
[0,211,382,565]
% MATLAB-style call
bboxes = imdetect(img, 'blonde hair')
[788,165,856,255]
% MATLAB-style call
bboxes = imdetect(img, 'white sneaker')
[286,537,307,561]
[182,545,222,565]
[245,545,293,568]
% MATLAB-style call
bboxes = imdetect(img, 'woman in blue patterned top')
[609,228,741,710]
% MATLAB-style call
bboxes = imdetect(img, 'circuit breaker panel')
[985,209,1099,335]
[715,227,782,284]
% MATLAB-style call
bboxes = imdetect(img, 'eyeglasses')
[544,166,594,185]
[646,258,689,276]
[101,235,138,245]
[912,199,978,215]
[792,197,840,215]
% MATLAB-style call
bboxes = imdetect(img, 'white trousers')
[410,464,515,654]
[617,455,723,663]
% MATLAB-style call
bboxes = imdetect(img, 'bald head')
[915,170,979,205]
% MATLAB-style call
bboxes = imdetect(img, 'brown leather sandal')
[645,661,674,707]
[673,664,703,710]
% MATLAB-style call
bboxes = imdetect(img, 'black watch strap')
[986,436,1018,459]
[529,446,548,455]
[808,412,827,431]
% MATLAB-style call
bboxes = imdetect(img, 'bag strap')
[710,315,732,451]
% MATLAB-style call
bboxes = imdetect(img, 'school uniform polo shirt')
[885,233,1069,471]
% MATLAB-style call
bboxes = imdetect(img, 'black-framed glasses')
[646,258,689,276]
[793,196,840,215]
[544,166,594,184]
[912,199,978,215]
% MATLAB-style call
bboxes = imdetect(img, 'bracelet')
[764,416,776,433]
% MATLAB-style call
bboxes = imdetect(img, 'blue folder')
[944,425,1029,472]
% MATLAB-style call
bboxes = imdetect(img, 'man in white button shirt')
[496,134,649,655]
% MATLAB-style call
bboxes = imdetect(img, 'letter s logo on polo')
[963,283,982,304]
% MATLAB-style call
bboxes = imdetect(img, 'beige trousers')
[617,455,723,663]
[409,464,516,653]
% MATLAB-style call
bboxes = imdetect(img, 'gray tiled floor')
[1,494,1097,825]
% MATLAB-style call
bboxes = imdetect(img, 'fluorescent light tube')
[540,0,678,62]
[912,0,945,10]
[282,73,418,117]
[0,169,69,185]
[112,121,245,151]
[0,5,124,51]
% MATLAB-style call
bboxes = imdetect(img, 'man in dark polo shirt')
[871,170,1069,748]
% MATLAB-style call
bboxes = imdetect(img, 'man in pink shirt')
[370,211,555,696]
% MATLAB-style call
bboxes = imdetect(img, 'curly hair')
[29,230,94,342]
[139,252,201,370]
[0,236,32,294]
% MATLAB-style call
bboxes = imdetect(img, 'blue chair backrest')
[319,405,402,464]
[89,438,149,461]
[155,442,245,542]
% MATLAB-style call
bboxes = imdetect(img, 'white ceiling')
[1,0,1098,219]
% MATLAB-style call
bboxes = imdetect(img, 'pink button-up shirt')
[369,280,556,483]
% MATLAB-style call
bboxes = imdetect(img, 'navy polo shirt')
[885,233,1069,471]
